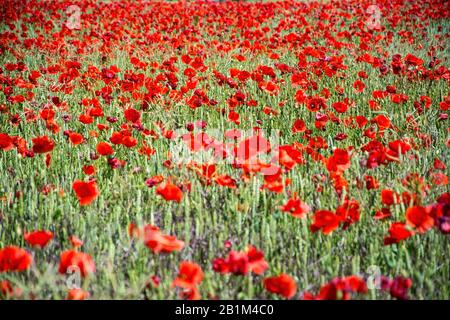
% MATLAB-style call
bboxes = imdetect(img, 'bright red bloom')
[32,135,55,153]
[72,180,99,206]
[279,194,310,219]
[69,132,84,145]
[292,119,306,133]
[58,250,95,278]
[82,165,95,176]
[129,224,185,254]
[372,115,391,131]
[0,246,33,272]
[381,276,412,300]
[0,133,14,151]
[381,189,398,206]
[67,289,89,300]
[384,222,414,245]
[96,142,114,156]
[214,174,237,188]
[155,181,183,202]
[264,273,297,299]
[310,210,342,235]
[213,245,268,276]
[303,275,367,300]
[173,261,203,289]
[326,148,351,173]
[336,199,361,230]
[24,230,53,248]
[406,206,434,233]
[124,108,141,123]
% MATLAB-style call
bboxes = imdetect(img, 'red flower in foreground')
[67,289,89,300]
[72,180,99,206]
[155,180,183,202]
[0,133,14,151]
[264,273,297,299]
[381,189,399,206]
[124,108,141,123]
[380,276,412,300]
[326,148,351,173]
[0,246,32,272]
[173,261,204,289]
[405,206,434,233]
[173,261,203,300]
[129,224,185,254]
[96,141,114,156]
[32,135,55,154]
[213,245,268,276]
[383,222,414,245]
[310,210,342,235]
[303,275,367,300]
[279,194,310,219]
[24,230,53,248]
[58,250,95,278]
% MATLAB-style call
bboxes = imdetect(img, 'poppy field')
[0,0,449,300]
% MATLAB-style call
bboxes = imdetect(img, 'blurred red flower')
[0,246,32,272]
[58,250,95,278]
[264,273,297,299]
[67,289,89,300]
[24,230,53,248]
[96,142,114,156]
[156,180,183,202]
[129,224,185,254]
[32,135,55,154]
[72,180,99,206]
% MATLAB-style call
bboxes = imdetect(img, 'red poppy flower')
[0,133,14,151]
[264,273,297,299]
[0,246,33,272]
[374,208,391,220]
[58,250,95,278]
[155,180,183,202]
[67,289,89,300]
[96,141,114,156]
[279,194,310,219]
[277,145,304,170]
[213,245,268,276]
[173,261,203,289]
[326,148,351,173]
[82,165,95,176]
[214,174,237,188]
[303,275,367,300]
[384,222,414,245]
[129,224,185,254]
[405,206,434,233]
[381,189,398,206]
[310,210,342,235]
[380,276,412,300]
[124,108,141,123]
[72,180,99,206]
[292,119,306,133]
[24,230,53,248]
[372,115,391,131]
[32,135,55,154]
[69,132,84,145]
